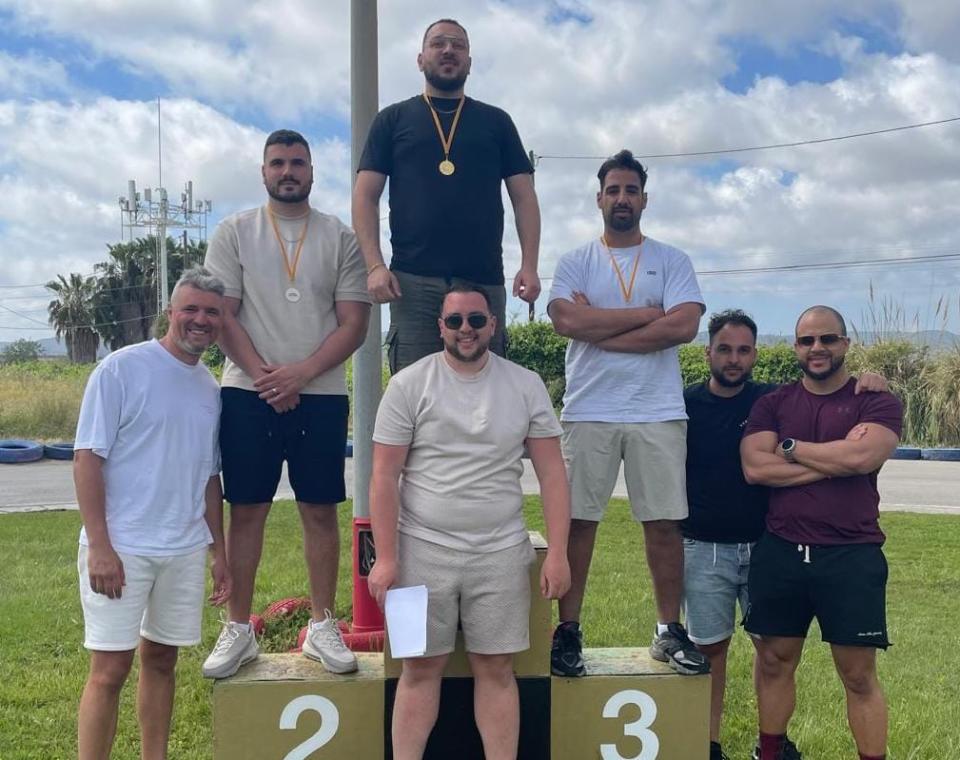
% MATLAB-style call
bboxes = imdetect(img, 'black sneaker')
[709,740,729,760]
[751,736,802,760]
[649,622,710,675]
[551,621,585,676]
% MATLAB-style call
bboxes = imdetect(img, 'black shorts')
[743,532,890,649]
[220,388,348,506]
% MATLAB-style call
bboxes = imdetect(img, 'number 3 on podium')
[279,694,340,759]
[601,689,660,760]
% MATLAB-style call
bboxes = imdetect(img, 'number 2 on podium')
[279,694,340,759]
[600,689,660,760]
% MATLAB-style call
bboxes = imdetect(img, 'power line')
[697,251,960,275]
[535,116,960,161]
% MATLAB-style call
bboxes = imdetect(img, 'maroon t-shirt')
[744,377,902,545]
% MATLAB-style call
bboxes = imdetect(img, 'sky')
[1,0,959,344]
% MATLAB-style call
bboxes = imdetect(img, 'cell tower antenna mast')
[117,98,213,311]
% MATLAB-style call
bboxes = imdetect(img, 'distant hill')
[694,330,960,350]
[0,336,110,359]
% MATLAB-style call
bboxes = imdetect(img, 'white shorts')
[78,545,207,651]
[562,420,689,522]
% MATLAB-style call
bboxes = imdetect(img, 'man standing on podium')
[368,285,570,760]
[353,17,541,373]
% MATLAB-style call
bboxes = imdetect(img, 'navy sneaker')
[751,736,802,760]
[551,621,585,677]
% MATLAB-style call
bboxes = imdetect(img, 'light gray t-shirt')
[204,205,371,395]
[75,340,221,556]
[373,352,562,552]
[548,236,704,423]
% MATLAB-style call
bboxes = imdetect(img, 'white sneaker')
[302,610,358,674]
[202,618,259,679]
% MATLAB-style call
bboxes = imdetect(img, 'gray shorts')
[386,270,507,373]
[395,534,535,656]
[682,538,753,645]
[562,420,688,522]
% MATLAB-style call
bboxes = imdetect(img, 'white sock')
[232,621,251,633]
[656,622,670,636]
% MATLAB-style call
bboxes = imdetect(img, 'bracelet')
[367,262,385,275]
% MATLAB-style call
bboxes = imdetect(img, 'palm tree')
[46,273,100,363]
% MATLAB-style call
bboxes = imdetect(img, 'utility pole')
[348,0,383,642]
[118,179,211,311]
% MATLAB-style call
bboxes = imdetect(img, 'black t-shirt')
[681,380,778,543]
[357,95,533,285]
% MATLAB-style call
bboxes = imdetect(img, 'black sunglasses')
[796,333,844,347]
[442,312,489,330]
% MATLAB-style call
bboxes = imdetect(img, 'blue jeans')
[682,538,753,645]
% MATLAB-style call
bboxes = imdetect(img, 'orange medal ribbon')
[601,235,642,303]
[268,209,310,284]
[423,93,465,175]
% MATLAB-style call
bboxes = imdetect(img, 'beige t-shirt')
[204,205,371,395]
[373,352,563,552]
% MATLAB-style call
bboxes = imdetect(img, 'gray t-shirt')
[373,352,562,552]
[548,236,704,422]
[204,205,371,395]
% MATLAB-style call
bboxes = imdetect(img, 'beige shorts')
[78,544,207,651]
[395,534,536,657]
[562,420,688,523]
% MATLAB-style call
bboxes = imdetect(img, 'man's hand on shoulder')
[540,549,571,600]
[513,267,541,303]
[367,557,397,610]
[87,543,125,599]
[854,372,889,394]
[368,265,402,304]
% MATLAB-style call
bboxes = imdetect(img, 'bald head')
[795,305,846,338]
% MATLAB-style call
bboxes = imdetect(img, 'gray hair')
[170,266,225,300]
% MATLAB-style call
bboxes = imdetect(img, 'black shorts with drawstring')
[743,531,890,649]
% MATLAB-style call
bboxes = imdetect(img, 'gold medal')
[423,93,464,178]
[601,235,643,304]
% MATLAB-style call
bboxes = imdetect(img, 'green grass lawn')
[0,502,957,759]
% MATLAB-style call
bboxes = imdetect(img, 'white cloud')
[0,0,959,340]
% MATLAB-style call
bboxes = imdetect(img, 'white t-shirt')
[373,352,562,553]
[204,205,371,395]
[75,340,221,556]
[548,236,705,423]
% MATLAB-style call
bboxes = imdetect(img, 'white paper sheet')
[385,585,428,658]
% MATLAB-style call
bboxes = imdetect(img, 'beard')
[444,335,489,364]
[710,365,752,388]
[605,207,641,232]
[266,179,312,205]
[800,353,845,381]
[424,68,468,93]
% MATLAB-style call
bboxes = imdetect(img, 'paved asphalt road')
[1,458,958,515]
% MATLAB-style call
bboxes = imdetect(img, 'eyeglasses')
[427,35,468,51]
[796,333,845,347]
[443,312,489,330]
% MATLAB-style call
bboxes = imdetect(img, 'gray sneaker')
[649,622,710,675]
[202,619,259,679]
[302,610,358,674]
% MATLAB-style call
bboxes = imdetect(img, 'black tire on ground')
[0,439,44,464]
[891,447,922,460]
[920,448,960,462]
[43,442,75,461]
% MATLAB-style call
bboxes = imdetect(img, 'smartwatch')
[781,438,797,462]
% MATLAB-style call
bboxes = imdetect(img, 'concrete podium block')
[213,653,385,759]
[383,531,551,679]
[551,648,710,760]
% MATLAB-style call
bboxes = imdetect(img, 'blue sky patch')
[721,38,844,94]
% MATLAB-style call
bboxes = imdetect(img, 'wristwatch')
[781,438,797,462]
